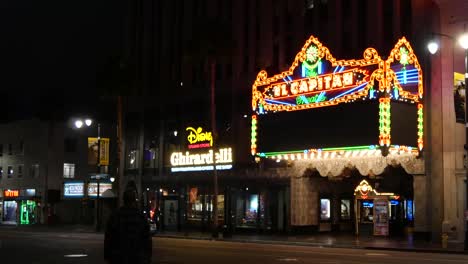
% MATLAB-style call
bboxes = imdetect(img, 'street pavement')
[1,228,468,264]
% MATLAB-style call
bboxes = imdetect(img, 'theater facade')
[251,35,424,236]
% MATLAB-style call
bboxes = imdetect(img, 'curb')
[155,234,468,255]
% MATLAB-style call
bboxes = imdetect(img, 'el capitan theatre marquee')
[170,126,233,172]
[251,35,423,162]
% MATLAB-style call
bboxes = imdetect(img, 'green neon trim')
[260,145,377,157]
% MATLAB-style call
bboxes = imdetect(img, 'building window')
[64,138,77,152]
[19,140,24,155]
[8,143,12,155]
[63,163,75,178]
[31,164,40,178]
[7,165,13,178]
[18,165,23,178]
[0,166,2,179]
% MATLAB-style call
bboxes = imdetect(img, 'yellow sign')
[88,137,110,166]
[186,127,213,148]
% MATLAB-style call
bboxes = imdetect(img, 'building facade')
[0,118,117,226]
[121,0,468,242]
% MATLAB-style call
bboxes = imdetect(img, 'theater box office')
[251,35,423,236]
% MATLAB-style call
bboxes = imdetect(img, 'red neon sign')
[4,189,19,198]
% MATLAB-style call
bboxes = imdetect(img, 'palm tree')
[184,17,235,236]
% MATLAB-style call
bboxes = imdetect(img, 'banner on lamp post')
[88,137,110,166]
[454,72,465,123]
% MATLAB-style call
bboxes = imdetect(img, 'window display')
[360,200,374,223]
[340,199,351,220]
[236,193,263,228]
[320,199,331,221]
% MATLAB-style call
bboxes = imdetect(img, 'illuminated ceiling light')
[290,154,295,160]
[174,130,178,137]
[276,159,280,163]
[159,189,163,192]
[74,120,83,128]
[85,119,92,127]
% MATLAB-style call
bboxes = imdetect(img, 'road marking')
[277,258,299,262]
[64,254,88,258]
[365,253,389,256]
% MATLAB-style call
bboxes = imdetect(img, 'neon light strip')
[171,164,233,172]
[395,69,418,74]
[265,99,296,106]
[261,145,377,157]
[330,82,368,100]
[333,66,340,73]
[395,72,418,76]
[287,76,293,82]
[339,66,345,72]
[301,64,305,77]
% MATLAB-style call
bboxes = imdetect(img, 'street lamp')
[427,30,468,250]
[75,118,103,232]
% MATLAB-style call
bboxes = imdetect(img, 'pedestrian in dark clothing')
[104,188,152,264]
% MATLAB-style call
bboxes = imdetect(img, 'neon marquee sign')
[251,35,424,157]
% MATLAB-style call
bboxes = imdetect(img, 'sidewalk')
[155,230,468,254]
[2,224,466,254]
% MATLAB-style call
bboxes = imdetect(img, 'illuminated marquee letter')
[332,75,342,88]
[281,84,288,96]
[273,85,281,97]
[343,72,353,86]
[324,75,332,89]
[290,82,299,95]
[299,80,308,93]
[308,78,317,91]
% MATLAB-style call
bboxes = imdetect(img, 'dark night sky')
[0,0,125,122]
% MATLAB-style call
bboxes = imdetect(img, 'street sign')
[90,174,110,180]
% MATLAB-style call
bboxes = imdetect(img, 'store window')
[63,163,75,178]
[187,187,224,224]
[340,199,351,220]
[236,193,262,228]
[320,199,331,221]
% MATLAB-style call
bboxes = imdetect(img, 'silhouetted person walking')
[104,188,152,264]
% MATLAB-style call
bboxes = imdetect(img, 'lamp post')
[75,118,103,232]
[428,30,468,250]
[459,32,468,251]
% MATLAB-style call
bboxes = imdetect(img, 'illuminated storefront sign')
[251,35,424,159]
[171,148,232,167]
[64,182,84,198]
[186,127,213,149]
[4,189,19,198]
[87,182,112,197]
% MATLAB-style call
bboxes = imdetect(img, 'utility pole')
[117,96,124,206]
[211,60,219,238]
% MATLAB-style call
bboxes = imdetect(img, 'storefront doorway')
[20,200,37,225]
[3,200,18,224]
